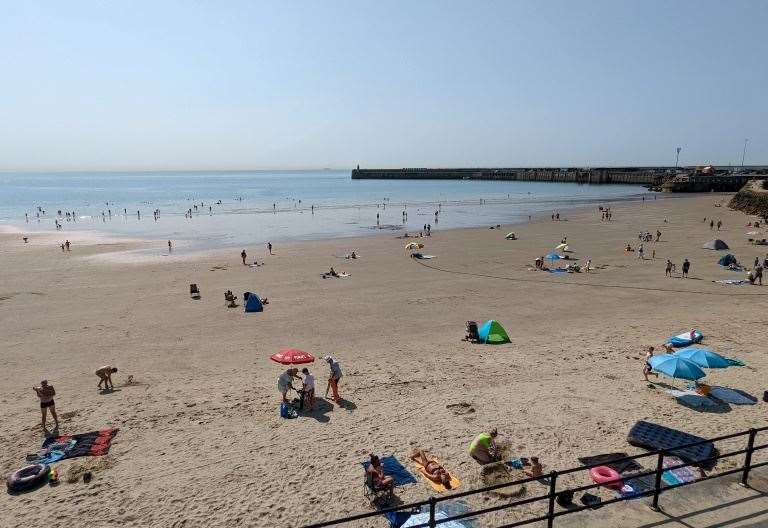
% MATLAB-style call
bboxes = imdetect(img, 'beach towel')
[708,386,757,405]
[662,456,700,486]
[400,511,469,528]
[411,253,435,260]
[617,474,655,499]
[413,458,460,492]
[38,429,119,462]
[667,330,703,347]
[713,279,748,285]
[362,456,417,487]
[665,389,719,409]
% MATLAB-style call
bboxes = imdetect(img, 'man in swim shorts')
[33,380,59,431]
[96,365,118,390]
[469,428,499,464]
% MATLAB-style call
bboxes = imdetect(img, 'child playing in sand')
[643,347,657,382]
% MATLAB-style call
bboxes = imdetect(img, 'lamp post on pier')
[742,139,749,168]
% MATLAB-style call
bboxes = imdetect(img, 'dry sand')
[1,193,767,528]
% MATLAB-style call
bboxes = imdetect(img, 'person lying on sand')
[469,429,499,464]
[410,449,452,489]
[366,454,394,490]
[96,365,118,390]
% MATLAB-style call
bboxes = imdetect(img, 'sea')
[0,170,651,252]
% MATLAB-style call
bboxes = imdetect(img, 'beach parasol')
[270,348,315,365]
[674,347,731,369]
[544,253,562,263]
[649,355,705,381]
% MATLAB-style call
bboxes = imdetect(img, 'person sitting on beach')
[350,251,357,259]
[278,368,301,403]
[328,267,339,278]
[625,244,633,252]
[366,454,394,490]
[261,297,269,305]
[95,365,118,390]
[524,456,543,478]
[410,448,452,489]
[469,429,499,464]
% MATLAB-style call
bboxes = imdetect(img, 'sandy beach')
[2,193,767,528]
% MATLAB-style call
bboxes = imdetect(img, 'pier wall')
[351,167,668,186]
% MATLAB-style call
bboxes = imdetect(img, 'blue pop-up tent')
[244,292,264,313]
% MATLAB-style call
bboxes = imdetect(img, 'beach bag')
[280,402,297,419]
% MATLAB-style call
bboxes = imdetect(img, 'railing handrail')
[304,425,767,528]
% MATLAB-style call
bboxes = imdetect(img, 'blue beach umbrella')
[649,355,706,381]
[674,347,731,369]
[544,253,562,262]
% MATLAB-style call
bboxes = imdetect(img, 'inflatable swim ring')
[589,466,623,490]
[6,463,50,492]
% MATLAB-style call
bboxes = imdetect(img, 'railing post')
[547,470,558,528]
[428,496,436,528]
[650,451,665,511]
[741,428,757,487]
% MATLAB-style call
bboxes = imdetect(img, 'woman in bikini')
[410,449,452,489]
[366,454,394,490]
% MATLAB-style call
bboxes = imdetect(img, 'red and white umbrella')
[270,348,315,365]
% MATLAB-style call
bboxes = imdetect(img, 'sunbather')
[410,449,452,489]
[366,454,394,490]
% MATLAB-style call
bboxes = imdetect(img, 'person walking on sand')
[168,240,172,252]
[469,428,499,464]
[241,249,247,265]
[755,264,763,286]
[33,380,59,431]
[717,220,722,231]
[65,240,70,251]
[267,242,273,255]
[682,258,690,278]
[322,355,343,403]
[665,259,673,277]
[95,365,118,390]
[643,346,658,382]
[709,220,714,230]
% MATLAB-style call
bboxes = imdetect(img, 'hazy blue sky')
[1,1,766,170]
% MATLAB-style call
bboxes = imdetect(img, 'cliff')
[729,180,768,220]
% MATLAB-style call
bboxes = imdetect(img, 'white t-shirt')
[303,374,315,390]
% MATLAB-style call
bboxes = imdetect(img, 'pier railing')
[304,426,768,528]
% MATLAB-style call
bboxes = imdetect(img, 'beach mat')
[577,452,643,474]
[627,421,713,465]
[362,456,417,486]
[665,389,720,409]
[413,459,460,492]
[662,456,700,486]
[617,473,655,499]
[709,386,757,405]
[38,429,119,462]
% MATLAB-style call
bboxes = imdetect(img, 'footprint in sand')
[446,402,475,415]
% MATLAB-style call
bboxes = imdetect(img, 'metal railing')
[305,426,768,528]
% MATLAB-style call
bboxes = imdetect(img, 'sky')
[1,1,766,171]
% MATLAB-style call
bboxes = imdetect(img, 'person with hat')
[322,355,343,403]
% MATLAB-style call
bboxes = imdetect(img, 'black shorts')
[40,400,55,409]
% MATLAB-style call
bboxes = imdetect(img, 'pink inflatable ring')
[589,465,623,490]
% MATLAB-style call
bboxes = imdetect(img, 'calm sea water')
[0,170,649,251]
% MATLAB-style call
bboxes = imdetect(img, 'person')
[717,220,722,231]
[637,244,644,259]
[709,220,714,230]
[33,380,59,431]
[755,264,763,286]
[525,456,543,478]
[267,241,273,255]
[301,368,315,410]
[241,249,247,265]
[656,230,661,242]
[469,429,499,464]
[322,355,343,403]
[350,251,357,259]
[65,240,70,251]
[168,240,172,252]
[328,267,339,278]
[61,243,65,252]
[410,449,452,489]
[95,365,118,390]
[682,258,690,278]
[585,258,591,273]
[366,454,394,490]
[278,368,301,403]
[665,259,673,277]
[755,257,760,269]
[643,346,657,382]
[625,243,632,252]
